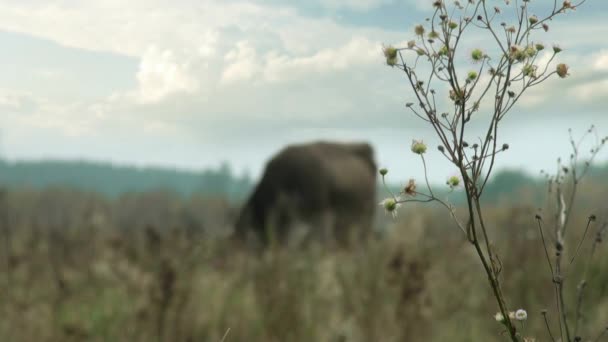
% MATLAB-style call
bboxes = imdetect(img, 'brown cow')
[233,141,377,246]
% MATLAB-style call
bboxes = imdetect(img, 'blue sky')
[0,0,607,183]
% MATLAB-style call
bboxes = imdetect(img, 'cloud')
[134,46,199,103]
[318,0,393,11]
[0,0,606,179]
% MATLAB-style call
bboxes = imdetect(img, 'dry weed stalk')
[379,1,595,340]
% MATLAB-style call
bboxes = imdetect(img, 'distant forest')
[0,159,606,204]
[0,160,253,201]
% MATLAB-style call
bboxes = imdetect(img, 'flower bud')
[467,71,478,81]
[447,175,460,188]
[529,15,538,25]
[411,140,427,154]
[471,48,484,62]
[379,168,388,176]
[553,45,562,53]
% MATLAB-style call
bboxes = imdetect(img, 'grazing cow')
[233,141,377,246]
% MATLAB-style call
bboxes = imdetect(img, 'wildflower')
[379,168,388,176]
[447,175,461,189]
[522,64,537,78]
[509,45,526,62]
[379,197,401,218]
[407,40,416,48]
[525,45,537,58]
[471,48,484,62]
[556,63,569,78]
[411,140,427,154]
[404,179,417,196]
[495,312,505,322]
[415,24,425,36]
[383,46,399,66]
[515,309,528,321]
[535,43,545,51]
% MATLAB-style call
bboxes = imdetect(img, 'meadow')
[1,181,607,342]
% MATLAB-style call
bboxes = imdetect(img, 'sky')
[0,0,607,184]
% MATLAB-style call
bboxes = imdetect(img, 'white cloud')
[593,50,608,71]
[134,46,199,103]
[318,0,393,11]
[221,41,261,85]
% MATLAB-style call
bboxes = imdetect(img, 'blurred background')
[1,0,608,341]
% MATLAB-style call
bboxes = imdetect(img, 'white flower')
[515,309,527,321]
[494,312,505,322]
[379,197,402,218]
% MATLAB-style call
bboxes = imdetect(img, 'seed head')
[525,45,537,58]
[522,64,537,78]
[383,46,398,66]
[404,179,417,196]
[535,43,545,51]
[448,21,458,30]
[528,15,539,25]
[407,40,416,49]
[556,63,569,78]
[415,24,425,36]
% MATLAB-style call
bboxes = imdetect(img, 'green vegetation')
[0,159,252,200]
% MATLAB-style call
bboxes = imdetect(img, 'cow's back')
[234,141,377,245]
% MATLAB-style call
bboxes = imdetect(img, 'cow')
[233,141,377,246]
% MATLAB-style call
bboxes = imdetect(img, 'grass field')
[0,187,607,341]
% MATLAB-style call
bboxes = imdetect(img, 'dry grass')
[0,188,607,341]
